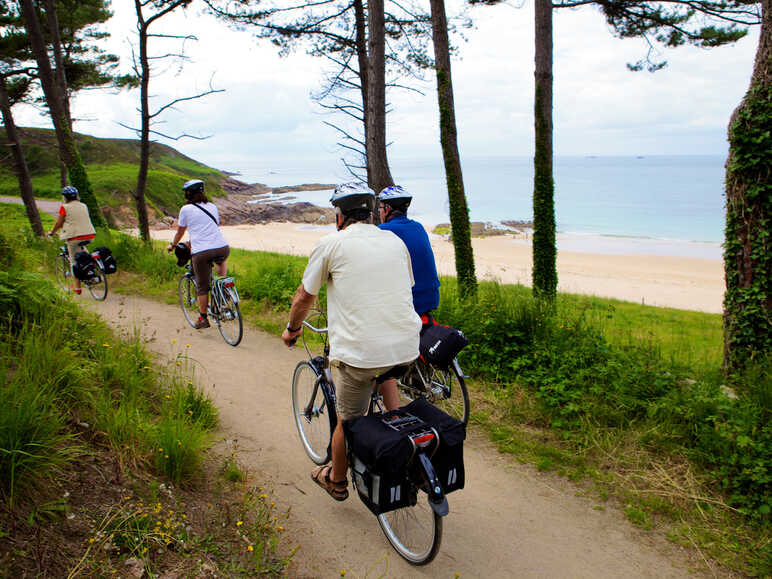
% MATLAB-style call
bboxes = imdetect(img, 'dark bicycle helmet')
[183,179,205,202]
[61,185,79,201]
[330,182,375,214]
[174,242,191,267]
[378,185,412,211]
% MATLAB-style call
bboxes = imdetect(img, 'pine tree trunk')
[429,0,477,298]
[45,0,70,188]
[722,0,771,370]
[19,0,105,229]
[533,0,557,299]
[0,79,44,237]
[134,1,152,242]
[365,0,394,193]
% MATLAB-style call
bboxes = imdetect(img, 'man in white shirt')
[282,182,421,501]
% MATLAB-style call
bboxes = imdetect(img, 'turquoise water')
[232,155,727,245]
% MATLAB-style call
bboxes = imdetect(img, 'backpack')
[72,250,97,281]
[93,246,117,274]
[419,322,468,368]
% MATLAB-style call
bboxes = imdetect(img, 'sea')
[227,155,727,260]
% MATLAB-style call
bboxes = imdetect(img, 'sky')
[10,0,762,180]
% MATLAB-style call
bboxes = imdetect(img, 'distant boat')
[636,155,645,159]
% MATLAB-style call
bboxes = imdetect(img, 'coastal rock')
[433,221,533,237]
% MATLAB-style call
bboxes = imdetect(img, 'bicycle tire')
[400,358,470,425]
[215,288,243,346]
[291,361,333,465]
[54,253,70,291]
[86,268,108,301]
[377,495,443,565]
[178,274,199,328]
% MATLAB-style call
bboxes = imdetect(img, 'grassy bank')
[81,222,769,576]
[0,128,228,225]
[0,210,290,576]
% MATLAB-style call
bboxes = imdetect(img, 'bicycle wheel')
[54,253,70,291]
[401,359,470,425]
[178,274,199,328]
[215,288,243,346]
[86,269,108,301]
[377,494,443,565]
[291,361,333,465]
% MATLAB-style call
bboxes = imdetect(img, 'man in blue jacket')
[378,186,441,319]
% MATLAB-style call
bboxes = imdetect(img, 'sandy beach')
[148,222,724,313]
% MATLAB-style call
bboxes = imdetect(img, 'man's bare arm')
[281,284,316,346]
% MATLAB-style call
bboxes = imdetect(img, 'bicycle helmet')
[183,179,205,202]
[330,182,375,214]
[61,185,79,201]
[174,242,191,267]
[378,185,412,212]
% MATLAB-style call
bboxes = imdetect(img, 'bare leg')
[330,418,348,482]
[379,377,401,411]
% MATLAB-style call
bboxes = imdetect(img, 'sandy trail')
[89,294,705,578]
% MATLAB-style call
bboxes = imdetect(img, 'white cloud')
[10,0,761,169]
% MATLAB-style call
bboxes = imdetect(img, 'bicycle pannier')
[344,410,429,515]
[402,398,466,493]
[419,322,468,368]
[94,246,117,274]
[72,250,97,281]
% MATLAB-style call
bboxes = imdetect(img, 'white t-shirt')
[302,223,421,368]
[177,202,228,254]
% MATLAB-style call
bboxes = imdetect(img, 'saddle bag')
[419,322,468,368]
[93,246,117,274]
[344,410,430,515]
[402,398,466,493]
[72,250,97,281]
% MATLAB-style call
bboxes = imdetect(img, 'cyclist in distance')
[282,182,422,501]
[47,185,96,295]
[166,179,230,329]
[378,186,440,323]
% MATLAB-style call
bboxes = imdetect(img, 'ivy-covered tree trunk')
[44,0,70,188]
[429,0,477,298]
[19,0,106,229]
[365,0,394,193]
[723,0,771,370]
[0,78,43,237]
[532,0,557,299]
[134,0,152,243]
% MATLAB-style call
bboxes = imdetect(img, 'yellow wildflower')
[248,545,254,552]
[236,520,243,527]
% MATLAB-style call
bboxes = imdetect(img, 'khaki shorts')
[332,361,405,420]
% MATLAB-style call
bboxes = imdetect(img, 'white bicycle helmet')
[183,179,205,201]
[330,182,375,213]
[378,185,412,210]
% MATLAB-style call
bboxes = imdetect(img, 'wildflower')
[185,344,190,348]
[164,455,169,459]
[158,448,163,453]
[270,501,275,507]
[172,339,177,343]
[247,545,254,552]
[88,538,95,544]
[236,520,243,527]
[187,410,193,415]
[143,365,150,370]
[177,441,182,446]
[340,571,346,577]
[188,381,193,385]
[277,526,284,532]
[102,343,110,348]
[260,493,268,499]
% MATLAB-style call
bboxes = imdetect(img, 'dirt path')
[1,195,61,216]
[88,294,708,578]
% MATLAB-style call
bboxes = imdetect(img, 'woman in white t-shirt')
[167,179,230,329]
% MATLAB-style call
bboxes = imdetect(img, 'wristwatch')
[286,323,301,332]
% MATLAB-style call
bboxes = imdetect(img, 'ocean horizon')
[225,154,727,259]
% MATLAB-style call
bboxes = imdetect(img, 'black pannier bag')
[419,322,468,368]
[343,410,429,515]
[72,250,97,281]
[94,246,117,274]
[402,398,466,493]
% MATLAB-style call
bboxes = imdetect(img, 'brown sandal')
[311,465,349,501]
